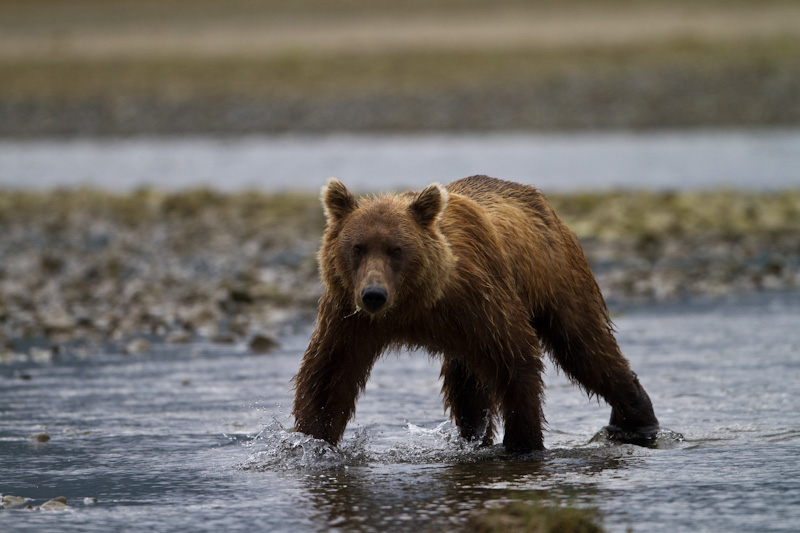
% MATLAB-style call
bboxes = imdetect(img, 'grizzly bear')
[292,176,659,453]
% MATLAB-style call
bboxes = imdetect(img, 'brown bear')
[292,175,659,453]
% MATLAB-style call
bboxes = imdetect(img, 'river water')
[1,291,798,532]
[1,131,799,531]
[1,129,799,192]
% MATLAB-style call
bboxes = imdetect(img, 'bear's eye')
[352,245,365,258]
[390,246,402,259]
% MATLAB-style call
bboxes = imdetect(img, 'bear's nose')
[360,286,388,313]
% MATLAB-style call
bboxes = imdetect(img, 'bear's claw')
[604,423,660,446]
[606,374,660,446]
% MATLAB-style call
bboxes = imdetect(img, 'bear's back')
[446,175,553,221]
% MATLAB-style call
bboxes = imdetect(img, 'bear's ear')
[409,183,448,227]
[322,177,357,224]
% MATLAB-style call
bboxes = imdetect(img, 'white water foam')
[238,418,510,471]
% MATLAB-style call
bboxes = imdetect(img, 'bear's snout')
[360,285,388,313]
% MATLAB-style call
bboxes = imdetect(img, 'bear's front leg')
[292,305,382,446]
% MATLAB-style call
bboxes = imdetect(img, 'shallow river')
[1,291,798,532]
[1,129,799,192]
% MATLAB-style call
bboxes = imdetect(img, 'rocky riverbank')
[1,188,797,360]
[0,189,325,360]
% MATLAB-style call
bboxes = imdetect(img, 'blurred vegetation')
[1,0,798,133]
[3,39,798,101]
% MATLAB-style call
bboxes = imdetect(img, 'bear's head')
[319,178,454,317]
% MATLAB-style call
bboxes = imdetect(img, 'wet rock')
[166,330,193,344]
[229,315,252,337]
[180,304,219,330]
[39,253,65,275]
[210,332,237,344]
[0,351,28,364]
[248,333,279,354]
[2,495,29,509]
[123,338,152,355]
[40,496,69,510]
[248,282,294,306]
[29,347,57,363]
[228,287,254,304]
[40,307,77,333]
[28,433,51,443]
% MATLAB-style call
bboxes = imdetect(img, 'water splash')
[586,427,685,449]
[238,418,371,471]
[238,418,502,471]
[381,422,500,464]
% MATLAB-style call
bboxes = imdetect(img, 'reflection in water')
[296,449,633,531]
[249,420,635,531]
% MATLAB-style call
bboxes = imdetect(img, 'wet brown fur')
[292,175,658,452]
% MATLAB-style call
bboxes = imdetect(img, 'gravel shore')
[1,189,797,360]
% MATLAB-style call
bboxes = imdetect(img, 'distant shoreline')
[3,63,799,137]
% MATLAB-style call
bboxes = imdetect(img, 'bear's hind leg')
[441,358,495,446]
[498,356,546,453]
[606,372,660,445]
[533,307,659,445]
